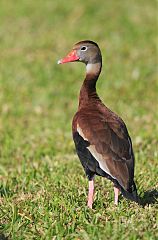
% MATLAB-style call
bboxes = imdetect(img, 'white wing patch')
[77,124,88,141]
[77,124,115,179]
[87,145,112,176]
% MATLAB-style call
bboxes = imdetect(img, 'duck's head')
[58,40,102,65]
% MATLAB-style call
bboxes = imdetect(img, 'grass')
[0,0,157,239]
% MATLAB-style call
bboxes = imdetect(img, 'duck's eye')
[81,46,87,51]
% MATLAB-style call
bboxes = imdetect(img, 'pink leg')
[114,187,120,205]
[87,180,94,209]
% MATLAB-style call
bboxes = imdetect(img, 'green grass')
[0,0,157,239]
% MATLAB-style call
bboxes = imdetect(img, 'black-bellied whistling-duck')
[58,40,138,209]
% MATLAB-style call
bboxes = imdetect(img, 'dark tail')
[121,182,140,204]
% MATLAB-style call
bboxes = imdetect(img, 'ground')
[0,0,157,239]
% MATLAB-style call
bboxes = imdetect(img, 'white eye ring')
[80,46,87,51]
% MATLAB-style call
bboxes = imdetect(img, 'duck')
[58,40,138,209]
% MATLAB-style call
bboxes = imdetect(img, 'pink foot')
[87,180,94,209]
[114,186,120,205]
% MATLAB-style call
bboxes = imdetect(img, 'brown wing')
[75,107,134,190]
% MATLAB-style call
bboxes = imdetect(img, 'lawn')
[0,0,157,239]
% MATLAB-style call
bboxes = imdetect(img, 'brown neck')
[78,62,102,109]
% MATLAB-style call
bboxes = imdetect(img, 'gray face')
[74,43,102,65]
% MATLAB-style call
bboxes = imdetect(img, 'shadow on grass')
[0,234,9,240]
[139,189,158,206]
